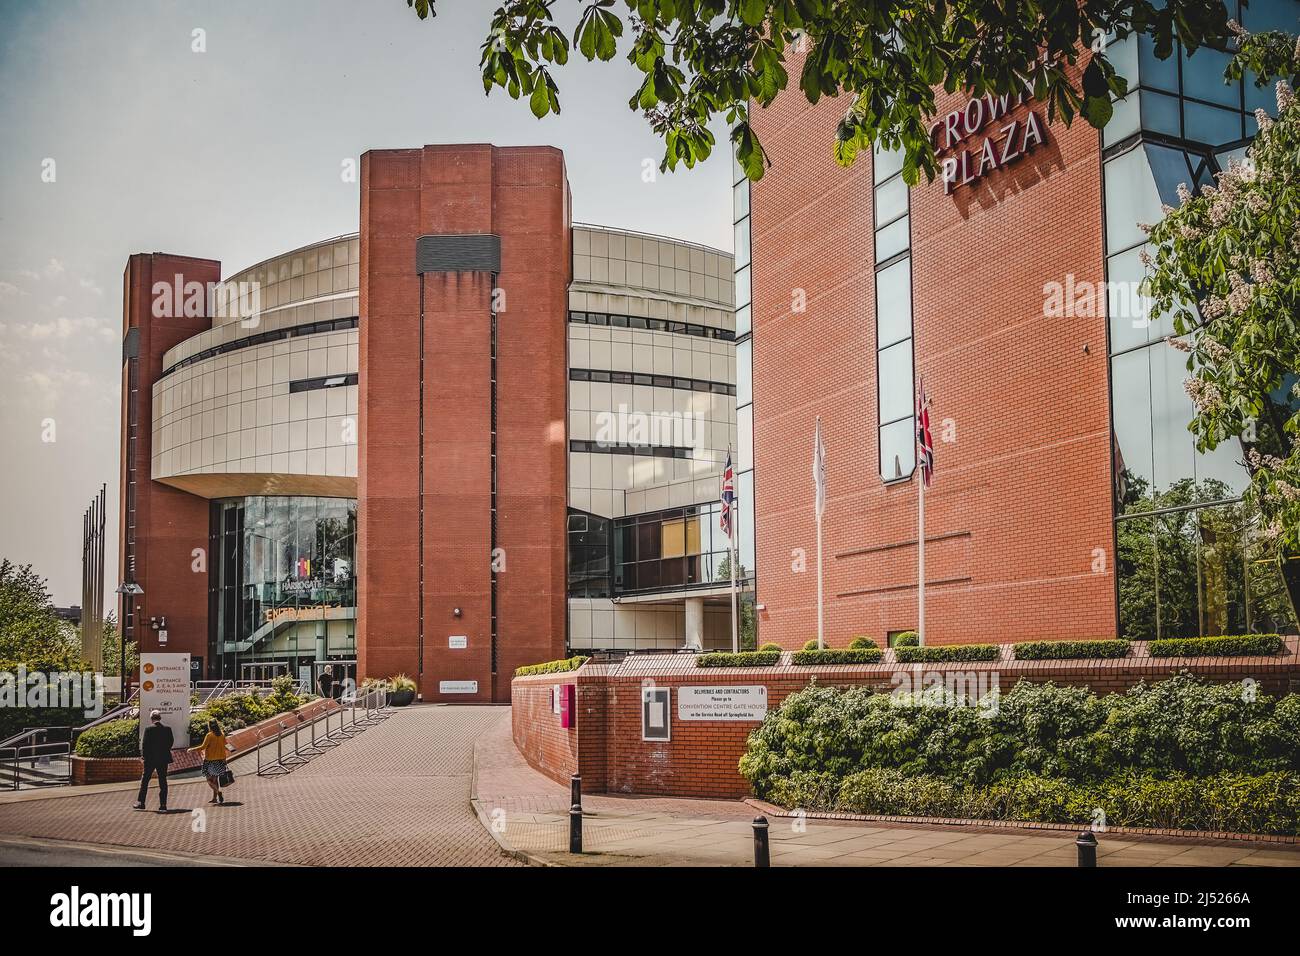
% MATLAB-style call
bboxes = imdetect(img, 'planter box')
[72,755,142,785]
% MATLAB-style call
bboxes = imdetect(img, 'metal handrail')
[2,741,73,791]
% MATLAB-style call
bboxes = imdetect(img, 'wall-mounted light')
[453,607,462,618]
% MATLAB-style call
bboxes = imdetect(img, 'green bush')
[825,769,1300,836]
[74,718,139,758]
[758,643,782,652]
[1014,639,1131,660]
[695,650,781,668]
[791,648,884,665]
[514,656,590,677]
[802,639,822,651]
[848,636,878,650]
[894,643,1000,663]
[892,631,919,647]
[387,673,418,693]
[740,674,1300,799]
[1148,634,1284,658]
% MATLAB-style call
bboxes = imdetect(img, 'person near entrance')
[133,710,174,813]
[191,719,234,805]
[318,664,334,700]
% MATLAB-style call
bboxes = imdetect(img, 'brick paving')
[473,710,1300,868]
[0,706,521,867]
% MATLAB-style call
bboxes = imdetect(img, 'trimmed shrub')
[1148,634,1283,658]
[696,650,782,668]
[802,639,822,651]
[848,636,878,650]
[791,648,884,665]
[1014,639,1131,661]
[758,643,782,652]
[74,718,139,758]
[894,643,1000,663]
[893,631,919,647]
[740,674,1300,797]
[514,656,589,677]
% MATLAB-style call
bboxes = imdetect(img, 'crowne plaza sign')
[930,82,1049,194]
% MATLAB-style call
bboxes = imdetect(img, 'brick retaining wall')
[71,697,340,785]
[512,639,1300,799]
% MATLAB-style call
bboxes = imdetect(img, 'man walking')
[133,709,174,813]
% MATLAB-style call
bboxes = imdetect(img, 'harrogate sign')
[930,89,1048,194]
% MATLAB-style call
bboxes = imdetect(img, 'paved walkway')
[0,706,520,866]
[472,714,1300,867]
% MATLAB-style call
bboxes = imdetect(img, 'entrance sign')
[641,687,670,741]
[439,680,477,694]
[138,653,190,753]
[678,685,768,721]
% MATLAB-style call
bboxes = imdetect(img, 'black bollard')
[1076,830,1098,867]
[569,803,583,854]
[753,816,770,868]
[571,773,582,809]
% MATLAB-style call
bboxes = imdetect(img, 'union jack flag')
[720,451,735,537]
[916,379,934,488]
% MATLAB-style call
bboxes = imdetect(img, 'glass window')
[662,518,686,558]
[734,216,751,270]
[736,338,752,406]
[1137,34,1179,92]
[735,264,751,309]
[733,179,750,220]
[1151,342,1197,494]
[1105,92,1141,148]
[1180,45,1238,107]
[1112,350,1156,511]
[1184,100,1243,146]
[737,403,753,471]
[878,338,914,424]
[874,144,904,185]
[735,303,751,339]
[874,216,910,264]
[879,417,916,481]
[1106,244,1165,352]
[737,469,755,580]
[1139,89,1182,137]
[875,257,912,349]
[1104,144,1198,252]
[874,175,908,228]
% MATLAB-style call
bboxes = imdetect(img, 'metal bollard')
[570,773,582,809]
[569,803,583,854]
[752,816,770,868]
[1076,831,1098,867]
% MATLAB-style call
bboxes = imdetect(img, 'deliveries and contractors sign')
[677,685,768,721]
[138,653,190,751]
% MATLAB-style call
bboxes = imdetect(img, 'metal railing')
[254,686,390,777]
[1,738,73,791]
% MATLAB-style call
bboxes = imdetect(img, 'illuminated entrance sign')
[929,88,1048,194]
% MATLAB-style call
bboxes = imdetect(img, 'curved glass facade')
[208,496,357,680]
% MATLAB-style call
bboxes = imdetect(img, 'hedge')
[514,656,590,677]
[74,718,140,758]
[894,643,1000,663]
[740,674,1300,796]
[791,648,884,665]
[893,631,919,647]
[848,636,878,650]
[695,650,782,668]
[758,643,782,652]
[1014,639,1131,661]
[770,767,1300,835]
[1148,634,1284,658]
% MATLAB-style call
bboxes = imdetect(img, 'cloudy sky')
[0,0,733,608]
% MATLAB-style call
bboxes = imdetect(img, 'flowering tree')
[1142,26,1300,620]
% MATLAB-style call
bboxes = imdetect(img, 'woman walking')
[191,719,234,805]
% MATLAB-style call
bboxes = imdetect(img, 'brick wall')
[119,254,223,675]
[512,643,1300,799]
[359,145,569,703]
[749,56,1116,649]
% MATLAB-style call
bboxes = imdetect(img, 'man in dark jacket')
[133,709,174,813]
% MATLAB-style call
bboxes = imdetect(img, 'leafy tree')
[715,551,757,649]
[405,0,1232,182]
[0,559,79,670]
[1142,26,1300,621]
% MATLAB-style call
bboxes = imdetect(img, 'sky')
[0,0,734,608]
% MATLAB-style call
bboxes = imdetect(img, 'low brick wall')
[71,697,339,785]
[511,639,1300,800]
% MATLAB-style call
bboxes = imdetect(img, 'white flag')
[813,416,826,519]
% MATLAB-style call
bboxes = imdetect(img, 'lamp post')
[115,582,143,699]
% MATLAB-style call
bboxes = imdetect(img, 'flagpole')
[728,445,739,655]
[917,466,926,647]
[816,496,825,650]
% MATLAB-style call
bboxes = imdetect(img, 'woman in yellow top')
[190,720,234,805]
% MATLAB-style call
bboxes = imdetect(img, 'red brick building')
[738,12,1295,649]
